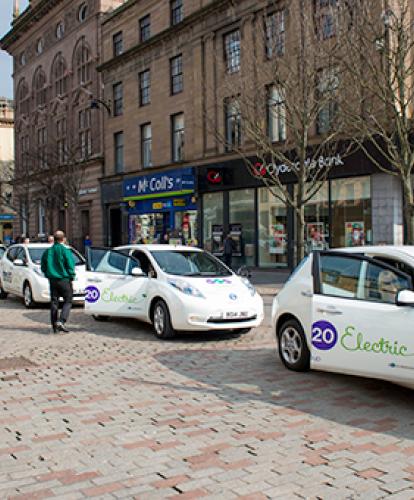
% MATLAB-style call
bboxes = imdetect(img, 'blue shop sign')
[123,167,195,201]
[128,194,197,215]
[0,214,15,221]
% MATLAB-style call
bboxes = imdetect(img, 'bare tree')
[208,0,350,265]
[339,0,414,243]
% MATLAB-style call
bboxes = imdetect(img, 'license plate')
[225,311,249,319]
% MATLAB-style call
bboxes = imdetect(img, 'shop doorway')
[110,208,123,247]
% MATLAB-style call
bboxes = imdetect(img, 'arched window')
[34,68,47,107]
[17,79,29,115]
[75,40,91,85]
[53,54,68,96]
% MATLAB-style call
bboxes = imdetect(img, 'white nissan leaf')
[84,245,264,339]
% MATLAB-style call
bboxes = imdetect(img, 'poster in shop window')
[306,222,326,251]
[345,221,365,247]
[269,223,286,254]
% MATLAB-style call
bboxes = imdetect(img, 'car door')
[2,247,18,292]
[311,251,414,383]
[12,247,29,296]
[84,247,149,318]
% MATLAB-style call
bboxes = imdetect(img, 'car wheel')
[23,283,35,309]
[278,319,310,372]
[0,281,8,299]
[152,300,175,339]
[92,314,110,322]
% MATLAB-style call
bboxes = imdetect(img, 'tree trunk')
[295,205,305,267]
[402,176,414,244]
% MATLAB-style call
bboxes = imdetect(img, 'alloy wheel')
[24,285,32,307]
[154,305,165,335]
[280,326,303,365]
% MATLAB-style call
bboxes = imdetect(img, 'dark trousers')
[49,279,73,326]
[223,254,232,269]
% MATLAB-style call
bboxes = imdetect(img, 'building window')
[56,21,65,39]
[76,42,91,85]
[170,54,183,95]
[17,81,29,115]
[56,117,67,164]
[317,67,339,135]
[38,200,46,235]
[113,82,123,116]
[34,69,47,107]
[314,0,339,39]
[141,123,152,168]
[266,10,285,57]
[171,0,183,26]
[202,192,224,254]
[79,108,92,159]
[171,113,184,162]
[113,31,123,56]
[37,126,47,168]
[225,99,241,151]
[114,132,124,173]
[139,15,151,42]
[19,52,26,66]
[224,30,241,74]
[36,38,44,55]
[78,2,88,23]
[53,54,68,96]
[267,85,286,142]
[139,70,151,106]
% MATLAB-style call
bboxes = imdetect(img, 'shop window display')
[331,176,372,247]
[229,189,255,267]
[258,187,288,268]
[203,192,224,254]
[304,182,329,253]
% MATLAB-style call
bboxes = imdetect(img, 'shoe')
[51,324,58,334]
[56,321,69,333]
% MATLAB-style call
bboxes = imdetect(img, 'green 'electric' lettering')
[341,326,414,357]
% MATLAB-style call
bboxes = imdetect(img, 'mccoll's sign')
[253,154,344,177]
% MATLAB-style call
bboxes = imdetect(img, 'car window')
[319,255,361,298]
[28,247,85,265]
[150,250,231,276]
[131,250,153,276]
[0,247,5,259]
[372,256,414,284]
[88,248,139,275]
[15,247,27,263]
[6,247,18,262]
[363,262,410,304]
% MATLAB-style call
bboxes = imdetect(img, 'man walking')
[41,230,75,333]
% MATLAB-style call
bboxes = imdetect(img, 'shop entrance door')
[110,208,123,247]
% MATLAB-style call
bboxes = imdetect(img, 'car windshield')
[150,250,232,277]
[28,247,85,266]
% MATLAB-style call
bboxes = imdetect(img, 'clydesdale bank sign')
[252,154,344,177]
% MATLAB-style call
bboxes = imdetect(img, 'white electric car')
[0,244,5,259]
[272,246,414,389]
[0,243,87,307]
[84,245,264,339]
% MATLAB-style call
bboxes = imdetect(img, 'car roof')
[117,244,203,252]
[332,245,414,259]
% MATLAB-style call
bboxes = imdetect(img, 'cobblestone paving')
[0,298,414,499]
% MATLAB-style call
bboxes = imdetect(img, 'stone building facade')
[1,0,125,249]
[0,98,14,245]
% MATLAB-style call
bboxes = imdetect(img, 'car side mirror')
[13,259,25,267]
[237,266,251,279]
[396,290,414,307]
[131,267,146,277]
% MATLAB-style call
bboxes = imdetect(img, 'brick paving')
[0,298,414,499]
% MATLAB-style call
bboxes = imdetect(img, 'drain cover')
[0,356,37,371]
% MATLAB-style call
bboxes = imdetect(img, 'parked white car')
[84,245,264,339]
[272,246,414,389]
[0,245,5,260]
[0,243,87,307]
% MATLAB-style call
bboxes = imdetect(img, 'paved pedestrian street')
[0,298,414,500]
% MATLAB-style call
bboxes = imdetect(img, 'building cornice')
[97,0,228,73]
[0,0,64,51]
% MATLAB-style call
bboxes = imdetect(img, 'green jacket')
[41,243,75,281]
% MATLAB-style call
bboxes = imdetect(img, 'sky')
[0,0,29,99]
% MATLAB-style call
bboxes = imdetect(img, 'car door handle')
[87,278,103,283]
[301,290,313,297]
[317,306,343,315]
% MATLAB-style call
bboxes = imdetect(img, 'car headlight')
[33,267,44,277]
[241,277,256,296]
[168,279,205,298]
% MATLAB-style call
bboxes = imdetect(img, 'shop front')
[123,167,197,245]
[198,151,393,269]
[0,213,14,245]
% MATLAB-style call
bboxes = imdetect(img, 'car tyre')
[152,300,175,339]
[92,314,110,322]
[0,281,8,299]
[278,319,310,372]
[23,283,35,309]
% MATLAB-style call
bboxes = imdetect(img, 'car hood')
[168,275,254,301]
